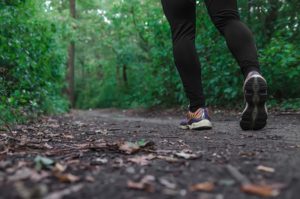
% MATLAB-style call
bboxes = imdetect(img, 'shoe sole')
[240,75,268,130]
[180,119,212,130]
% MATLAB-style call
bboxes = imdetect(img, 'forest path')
[1,109,300,199]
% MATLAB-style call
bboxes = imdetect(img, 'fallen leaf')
[174,151,200,160]
[239,151,256,157]
[44,143,53,149]
[47,124,60,128]
[63,134,74,139]
[128,154,156,166]
[127,175,155,192]
[95,129,108,135]
[241,183,280,197]
[53,163,66,173]
[74,121,85,127]
[34,156,55,171]
[159,178,177,189]
[157,155,181,163]
[118,142,140,154]
[189,182,215,192]
[127,180,145,189]
[55,173,80,183]
[85,176,95,182]
[75,143,91,149]
[118,140,154,154]
[256,165,275,173]
[136,139,152,147]
[91,158,108,165]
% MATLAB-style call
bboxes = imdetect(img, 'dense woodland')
[0,0,299,124]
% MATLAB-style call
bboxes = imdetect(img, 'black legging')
[161,0,261,111]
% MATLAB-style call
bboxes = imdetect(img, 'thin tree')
[67,0,76,107]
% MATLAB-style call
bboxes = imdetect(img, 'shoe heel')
[241,76,268,130]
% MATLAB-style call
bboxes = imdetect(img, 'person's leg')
[204,0,268,130]
[161,0,205,112]
[161,0,212,130]
[204,0,260,77]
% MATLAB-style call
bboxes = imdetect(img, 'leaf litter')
[226,164,284,197]
[0,112,294,198]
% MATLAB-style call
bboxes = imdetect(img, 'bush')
[0,0,68,125]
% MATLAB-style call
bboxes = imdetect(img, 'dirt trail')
[0,109,300,199]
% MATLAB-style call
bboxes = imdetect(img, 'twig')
[226,164,250,185]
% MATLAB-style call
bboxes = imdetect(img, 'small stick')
[226,164,250,185]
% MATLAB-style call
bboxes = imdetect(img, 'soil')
[0,108,300,199]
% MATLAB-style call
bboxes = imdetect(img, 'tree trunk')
[122,64,128,86]
[264,0,279,43]
[67,0,76,107]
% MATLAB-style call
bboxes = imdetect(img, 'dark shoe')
[180,108,212,130]
[240,71,268,130]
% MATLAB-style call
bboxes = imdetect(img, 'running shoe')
[180,108,212,130]
[240,71,268,130]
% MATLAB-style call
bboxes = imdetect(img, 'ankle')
[244,67,261,78]
[189,106,206,113]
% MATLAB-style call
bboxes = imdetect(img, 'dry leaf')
[157,155,180,163]
[174,151,200,160]
[55,173,80,183]
[53,163,66,173]
[95,129,108,135]
[118,142,140,154]
[127,175,155,192]
[44,143,53,149]
[256,165,275,173]
[63,134,74,139]
[85,176,95,182]
[159,178,177,189]
[189,182,215,192]
[93,158,108,164]
[127,180,145,189]
[128,154,155,166]
[241,183,279,197]
[118,140,154,154]
[47,124,60,128]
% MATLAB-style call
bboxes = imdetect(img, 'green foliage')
[261,38,300,99]
[1,0,299,125]
[72,0,299,110]
[34,155,55,171]
[0,0,68,125]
